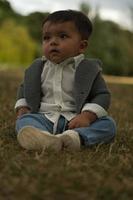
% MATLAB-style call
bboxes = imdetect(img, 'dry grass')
[104,75,133,85]
[0,70,133,200]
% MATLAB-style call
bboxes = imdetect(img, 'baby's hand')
[16,106,31,118]
[68,111,97,129]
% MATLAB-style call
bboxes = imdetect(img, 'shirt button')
[58,105,62,111]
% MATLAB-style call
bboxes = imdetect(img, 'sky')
[8,0,133,30]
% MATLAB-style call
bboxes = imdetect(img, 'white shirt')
[15,54,107,132]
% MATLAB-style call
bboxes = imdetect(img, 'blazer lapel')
[74,59,102,113]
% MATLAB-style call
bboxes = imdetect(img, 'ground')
[0,70,133,200]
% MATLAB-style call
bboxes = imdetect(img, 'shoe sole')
[17,126,62,151]
[58,134,80,151]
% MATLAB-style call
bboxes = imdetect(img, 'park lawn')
[0,70,133,200]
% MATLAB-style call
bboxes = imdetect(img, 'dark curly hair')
[42,10,93,40]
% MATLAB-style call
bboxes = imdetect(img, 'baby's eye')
[60,33,68,39]
[43,35,50,41]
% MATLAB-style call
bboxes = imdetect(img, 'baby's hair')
[42,10,93,40]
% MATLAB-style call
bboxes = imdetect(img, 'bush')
[0,20,37,66]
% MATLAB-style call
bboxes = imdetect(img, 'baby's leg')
[16,113,53,133]
[15,113,62,151]
[74,116,116,147]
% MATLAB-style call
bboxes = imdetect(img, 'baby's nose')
[50,37,59,45]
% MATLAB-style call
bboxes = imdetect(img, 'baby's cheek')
[42,44,49,56]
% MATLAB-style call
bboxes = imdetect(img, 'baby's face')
[42,21,87,64]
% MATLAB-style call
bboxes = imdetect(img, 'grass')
[104,75,133,85]
[0,70,133,200]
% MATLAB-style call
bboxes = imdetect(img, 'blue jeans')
[16,113,116,147]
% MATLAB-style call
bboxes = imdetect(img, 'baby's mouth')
[50,49,60,53]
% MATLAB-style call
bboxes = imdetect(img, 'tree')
[0,0,22,23]
[87,17,133,76]
[23,12,49,56]
[129,5,133,32]
[0,20,37,66]
[80,2,90,16]
[24,12,49,42]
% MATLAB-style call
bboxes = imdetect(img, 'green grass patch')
[0,70,133,200]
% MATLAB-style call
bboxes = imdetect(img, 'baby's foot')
[17,126,62,152]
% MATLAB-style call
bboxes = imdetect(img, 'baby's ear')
[80,40,88,53]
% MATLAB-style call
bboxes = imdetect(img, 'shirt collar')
[41,54,85,68]
[74,54,85,68]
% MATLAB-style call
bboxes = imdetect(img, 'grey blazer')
[17,58,111,113]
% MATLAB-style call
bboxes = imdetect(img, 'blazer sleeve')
[87,72,111,110]
[16,82,25,100]
[16,57,44,101]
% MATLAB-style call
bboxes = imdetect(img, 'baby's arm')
[15,81,31,118]
[68,111,97,129]
[68,70,110,129]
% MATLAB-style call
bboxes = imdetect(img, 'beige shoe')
[57,130,81,151]
[17,126,62,152]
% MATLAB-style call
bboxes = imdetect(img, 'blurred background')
[0,0,133,76]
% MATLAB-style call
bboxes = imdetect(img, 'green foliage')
[23,12,49,56]
[0,0,37,66]
[0,0,12,20]
[24,12,49,42]
[0,0,49,59]
[0,0,22,23]
[0,20,36,66]
[86,16,133,76]
[80,2,90,16]
[0,0,133,75]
